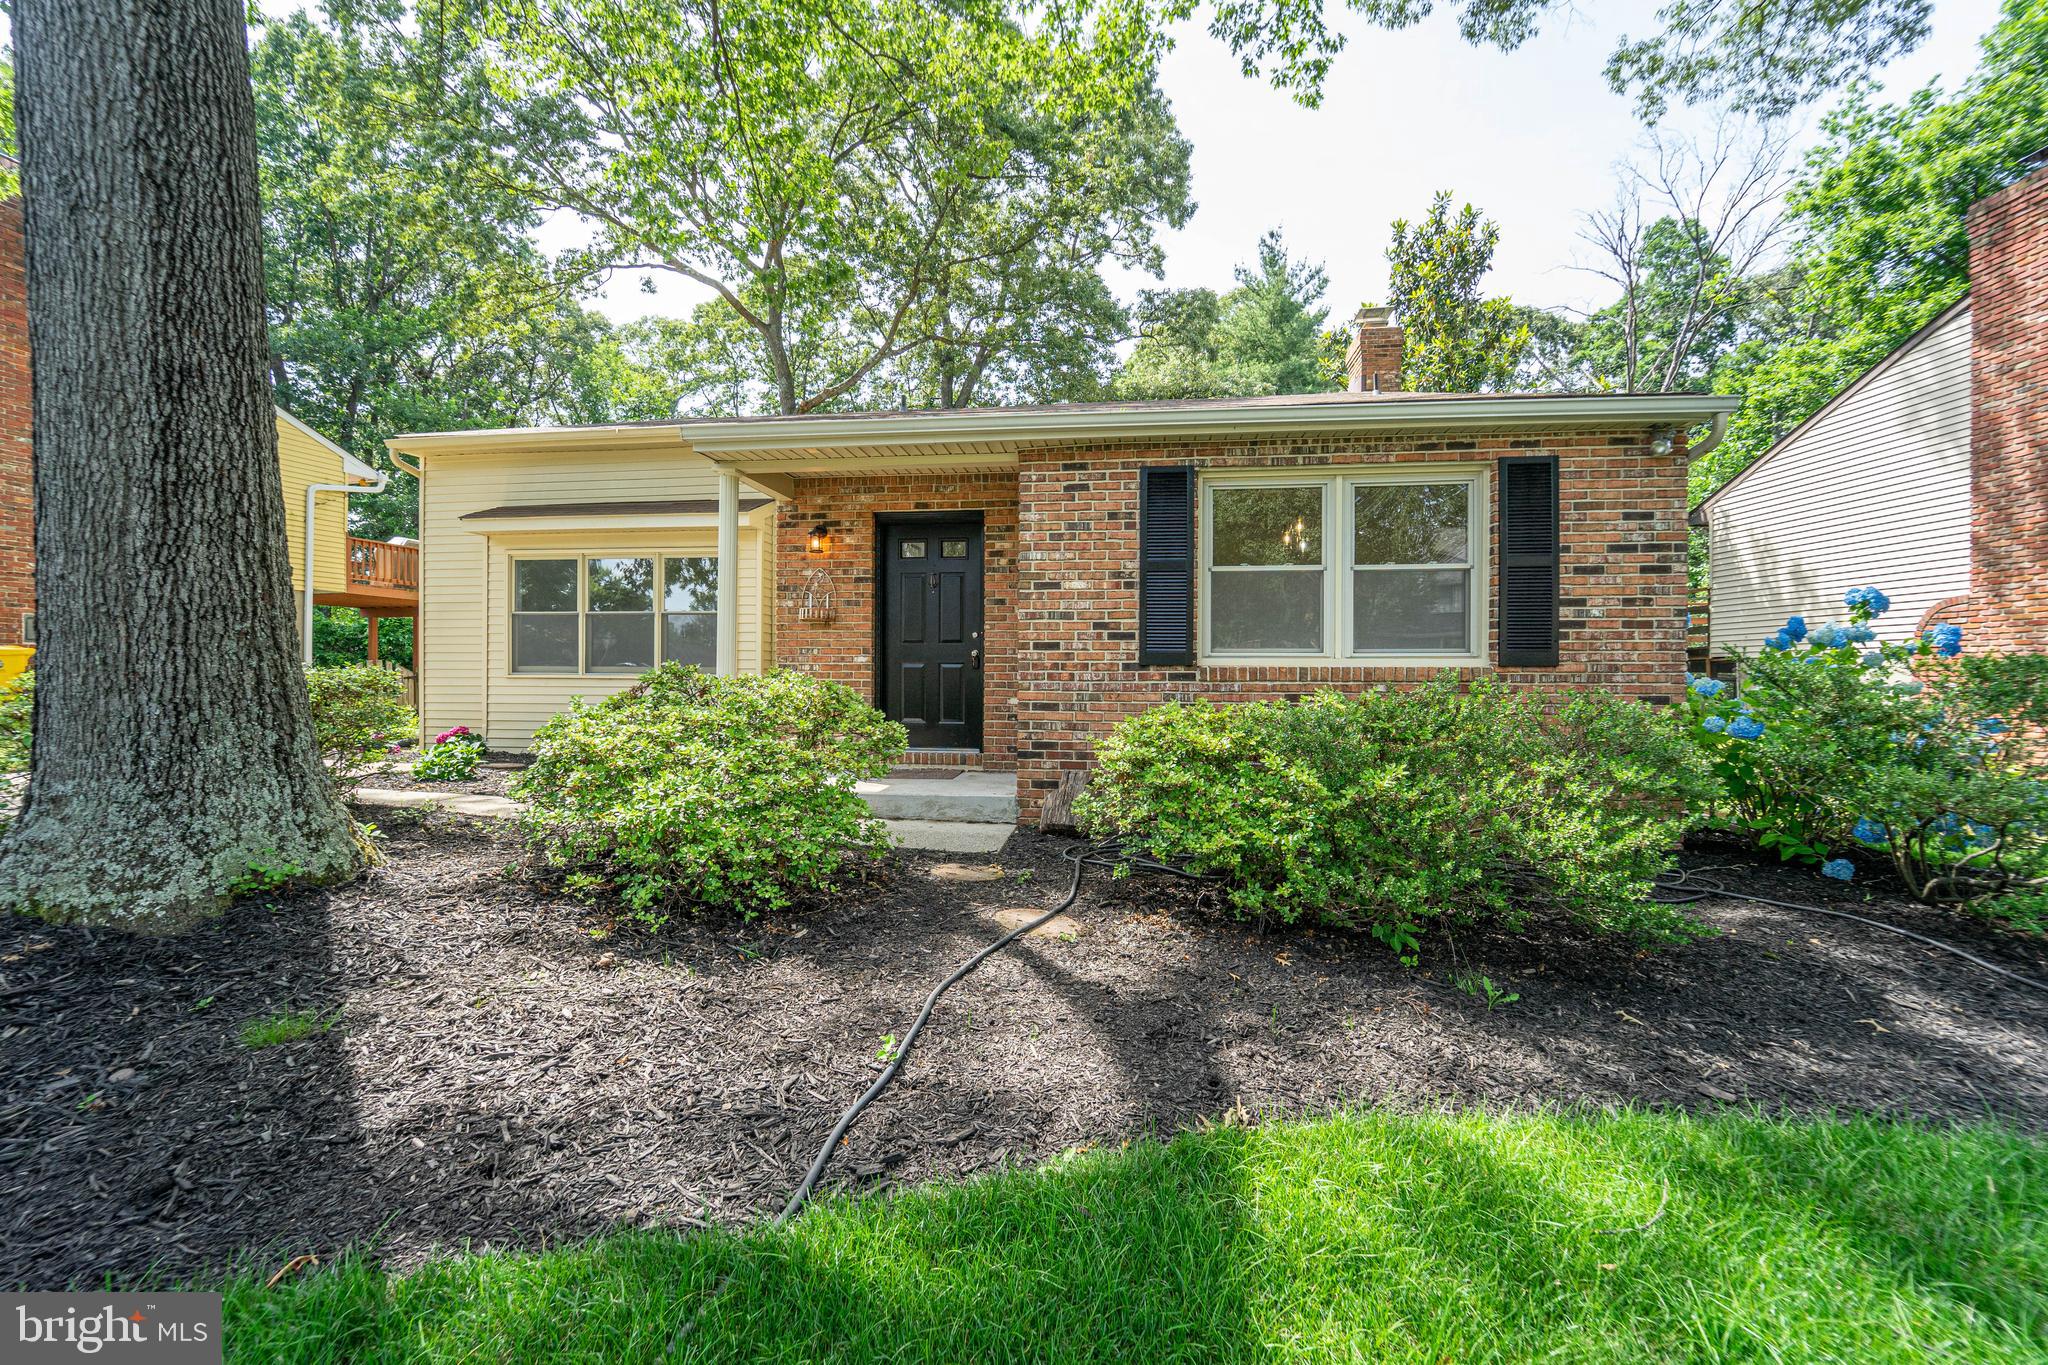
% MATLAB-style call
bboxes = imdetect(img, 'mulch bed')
[3,816,2046,1288]
[361,752,526,797]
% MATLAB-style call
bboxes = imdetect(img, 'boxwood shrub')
[514,666,907,923]
[1076,677,1713,953]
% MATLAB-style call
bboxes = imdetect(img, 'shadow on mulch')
[2,815,2044,1289]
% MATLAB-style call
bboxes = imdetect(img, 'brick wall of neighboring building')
[767,428,1688,819]
[0,197,30,648]
[774,469,1020,768]
[1962,155,2048,653]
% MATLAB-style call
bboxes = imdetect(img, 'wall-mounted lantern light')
[807,522,832,554]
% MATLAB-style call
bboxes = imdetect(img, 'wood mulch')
[360,752,526,797]
[3,815,2045,1288]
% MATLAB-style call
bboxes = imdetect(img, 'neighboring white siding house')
[1699,299,1973,653]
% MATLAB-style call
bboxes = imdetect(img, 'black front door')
[880,517,984,750]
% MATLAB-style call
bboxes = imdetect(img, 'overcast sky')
[215,0,2000,324]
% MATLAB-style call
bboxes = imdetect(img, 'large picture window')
[510,554,722,673]
[1201,470,1483,662]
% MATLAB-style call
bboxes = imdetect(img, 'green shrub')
[514,665,907,923]
[304,664,416,796]
[1076,677,1713,953]
[413,725,485,782]
[1686,589,2048,921]
[0,668,30,773]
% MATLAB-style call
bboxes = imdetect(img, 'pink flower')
[433,726,474,745]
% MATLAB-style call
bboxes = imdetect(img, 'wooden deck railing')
[347,537,418,594]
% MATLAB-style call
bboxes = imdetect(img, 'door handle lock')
[969,648,982,669]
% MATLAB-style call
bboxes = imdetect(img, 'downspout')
[303,470,389,666]
[1688,410,1730,464]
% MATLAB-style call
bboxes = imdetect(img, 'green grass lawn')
[224,1108,2045,1363]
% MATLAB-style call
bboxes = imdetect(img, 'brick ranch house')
[1696,147,2048,659]
[389,314,1737,822]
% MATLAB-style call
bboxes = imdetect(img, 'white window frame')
[1199,464,1489,667]
[507,552,723,676]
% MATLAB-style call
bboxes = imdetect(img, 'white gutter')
[303,469,389,666]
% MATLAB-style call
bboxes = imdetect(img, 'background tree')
[1696,0,2048,504]
[366,0,1185,417]
[1385,192,1528,392]
[253,10,677,541]
[1573,124,1792,393]
[1113,232,1337,398]
[1174,0,1937,117]
[0,0,362,929]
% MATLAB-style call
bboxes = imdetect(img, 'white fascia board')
[684,394,1742,458]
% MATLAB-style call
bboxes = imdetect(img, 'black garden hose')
[781,837,1194,1221]
[667,837,1194,1354]
[1652,868,2048,994]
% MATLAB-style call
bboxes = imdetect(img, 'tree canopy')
[1385,192,1526,392]
[1112,231,1340,399]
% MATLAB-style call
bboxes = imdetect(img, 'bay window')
[510,554,721,673]
[1201,469,1483,662]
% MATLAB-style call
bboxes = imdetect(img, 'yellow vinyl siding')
[415,446,779,749]
[276,414,350,594]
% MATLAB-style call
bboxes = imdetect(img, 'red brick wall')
[1005,427,1688,818]
[1344,307,1404,392]
[1962,158,2048,653]
[774,470,1019,768]
[0,197,30,648]
[767,429,1688,818]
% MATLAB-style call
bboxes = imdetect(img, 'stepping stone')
[927,862,1007,883]
[992,906,1084,939]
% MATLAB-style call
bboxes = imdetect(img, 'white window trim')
[1198,464,1490,668]
[508,551,722,676]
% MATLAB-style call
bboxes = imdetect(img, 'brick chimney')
[1962,147,2048,653]
[1345,305,1404,393]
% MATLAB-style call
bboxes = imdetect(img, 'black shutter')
[1138,465,1196,666]
[1497,455,1560,668]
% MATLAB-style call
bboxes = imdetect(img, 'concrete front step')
[855,769,1018,824]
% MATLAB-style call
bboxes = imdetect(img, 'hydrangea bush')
[413,725,486,782]
[1077,677,1715,955]
[514,666,906,925]
[1686,587,2048,924]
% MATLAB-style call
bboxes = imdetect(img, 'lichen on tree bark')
[0,0,364,931]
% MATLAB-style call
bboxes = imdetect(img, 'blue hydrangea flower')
[1783,615,1808,641]
[1861,651,1884,667]
[1821,858,1855,881]
[1852,818,1887,844]
[1843,623,1876,644]
[1925,623,1963,657]
[1701,715,1728,734]
[1895,680,1923,695]
[1808,623,1847,649]
[1727,716,1765,741]
[1932,813,1963,835]
[1844,587,1891,617]
[1968,822,1997,847]
[1979,718,2007,735]
[1691,676,1725,698]
[1764,631,1792,651]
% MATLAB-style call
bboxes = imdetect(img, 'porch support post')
[716,468,740,675]
[366,613,380,663]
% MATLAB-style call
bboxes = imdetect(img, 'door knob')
[969,648,982,669]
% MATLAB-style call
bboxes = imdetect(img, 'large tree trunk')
[0,0,363,931]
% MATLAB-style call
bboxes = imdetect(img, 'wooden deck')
[313,537,419,614]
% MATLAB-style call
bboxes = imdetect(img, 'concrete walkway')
[350,787,1015,853]
[854,769,1018,824]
